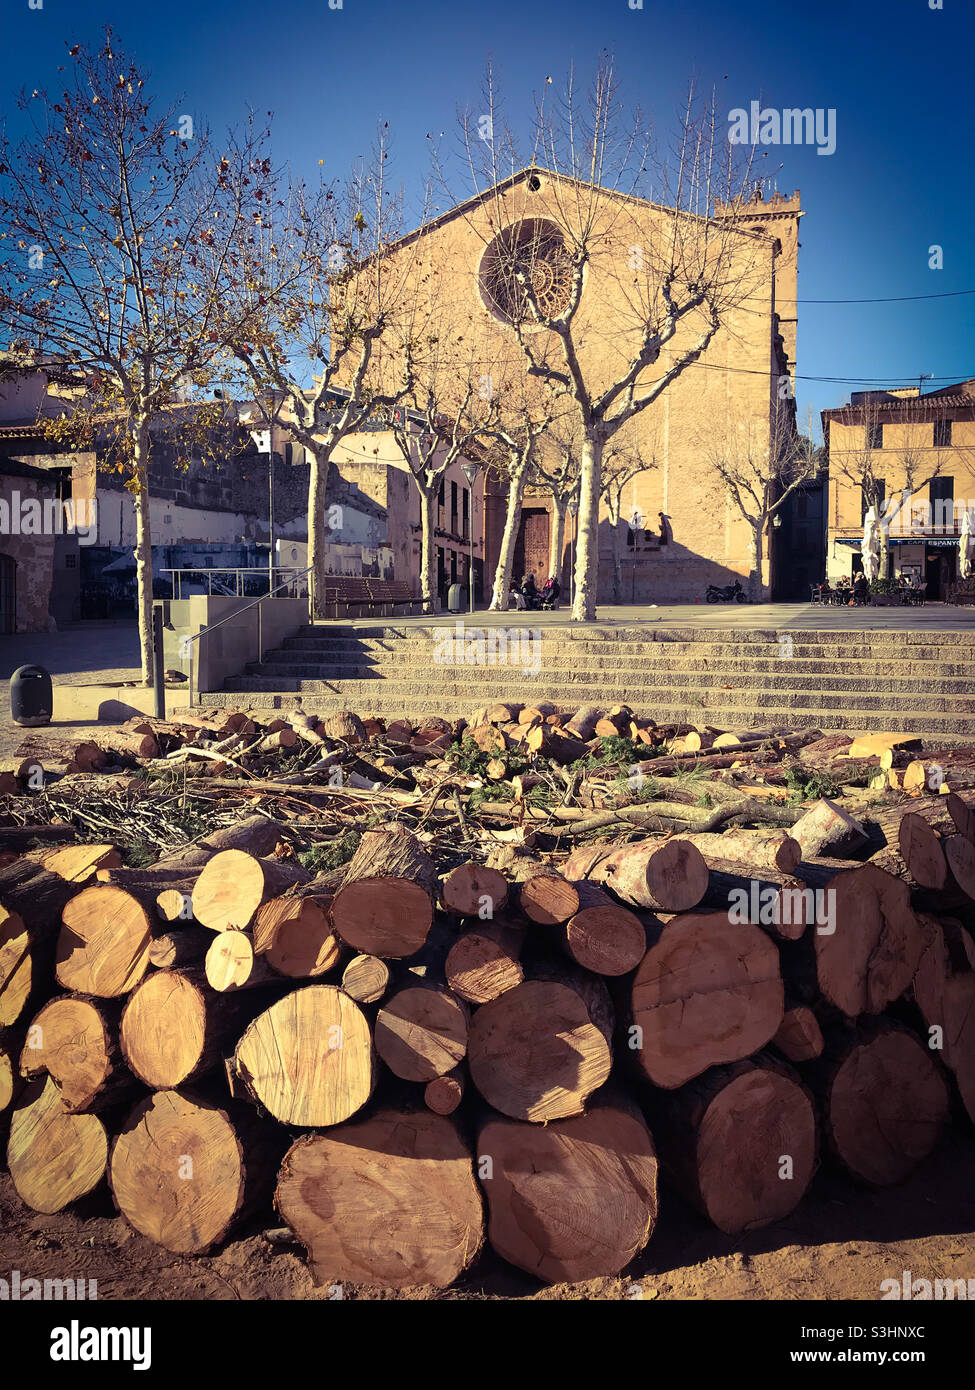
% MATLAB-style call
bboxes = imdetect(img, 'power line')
[791,289,975,306]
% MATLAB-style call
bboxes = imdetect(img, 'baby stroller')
[539,576,561,609]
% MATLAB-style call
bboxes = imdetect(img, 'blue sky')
[1,0,972,437]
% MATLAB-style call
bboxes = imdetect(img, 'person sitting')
[540,575,561,608]
[520,573,539,609]
[853,574,870,605]
[509,586,527,611]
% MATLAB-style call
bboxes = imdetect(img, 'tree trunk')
[445,921,525,1003]
[275,1108,484,1288]
[807,1020,948,1185]
[747,519,764,603]
[120,967,261,1088]
[467,979,612,1122]
[606,499,624,604]
[478,1096,659,1283]
[20,996,137,1112]
[913,914,975,1123]
[190,850,309,932]
[813,862,926,1017]
[564,836,709,913]
[0,861,85,1026]
[232,983,375,1126]
[131,426,154,686]
[630,911,784,1088]
[644,1056,817,1233]
[549,495,568,585]
[56,885,153,998]
[374,985,469,1082]
[7,1076,109,1213]
[253,895,340,978]
[330,822,435,958]
[489,465,527,610]
[572,434,602,621]
[110,1089,284,1253]
[308,447,328,621]
[418,482,437,614]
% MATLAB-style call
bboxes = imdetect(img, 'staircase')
[208,623,975,738]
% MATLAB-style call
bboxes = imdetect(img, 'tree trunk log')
[109,1089,284,1253]
[374,984,469,1082]
[677,829,801,874]
[275,1108,484,1288]
[330,823,435,958]
[7,1076,109,1212]
[424,1066,465,1115]
[805,1020,948,1186]
[813,863,925,1017]
[561,881,647,976]
[119,967,258,1089]
[191,851,309,932]
[477,1096,659,1283]
[19,996,137,1112]
[0,861,84,1026]
[771,1005,825,1062]
[790,799,868,860]
[913,915,975,1123]
[445,921,525,1004]
[629,911,783,1088]
[232,983,375,1126]
[467,979,612,1122]
[565,837,708,913]
[252,895,341,978]
[440,862,509,918]
[56,886,153,998]
[341,954,390,1004]
[645,1057,817,1233]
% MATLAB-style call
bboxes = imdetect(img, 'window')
[930,476,954,529]
[866,422,883,450]
[438,478,445,506]
[862,479,885,520]
[934,418,952,448]
[450,481,458,529]
[462,487,469,540]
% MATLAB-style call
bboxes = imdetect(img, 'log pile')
[1,705,974,1290]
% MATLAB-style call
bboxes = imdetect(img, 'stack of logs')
[1,733,974,1289]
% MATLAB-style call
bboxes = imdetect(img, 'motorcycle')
[705,579,748,603]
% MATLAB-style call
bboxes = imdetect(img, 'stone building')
[822,380,975,599]
[370,172,803,603]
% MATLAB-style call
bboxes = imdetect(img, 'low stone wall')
[164,594,308,694]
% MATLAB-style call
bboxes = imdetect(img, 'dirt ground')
[2,1130,973,1302]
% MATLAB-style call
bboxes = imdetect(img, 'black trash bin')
[10,664,53,727]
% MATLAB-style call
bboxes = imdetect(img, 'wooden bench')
[321,578,432,618]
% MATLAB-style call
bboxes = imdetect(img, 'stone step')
[220,672,975,714]
[279,636,975,664]
[242,659,975,695]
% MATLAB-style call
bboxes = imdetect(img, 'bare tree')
[481,400,552,609]
[532,425,581,585]
[600,430,657,604]
[704,406,821,600]
[0,31,253,677]
[827,396,957,579]
[387,355,500,610]
[445,59,763,620]
[206,127,427,618]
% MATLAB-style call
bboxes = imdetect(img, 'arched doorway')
[514,509,550,585]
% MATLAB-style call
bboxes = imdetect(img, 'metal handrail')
[161,566,308,600]
[182,562,316,707]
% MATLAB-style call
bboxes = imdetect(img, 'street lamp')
[460,461,478,613]
[567,496,579,608]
